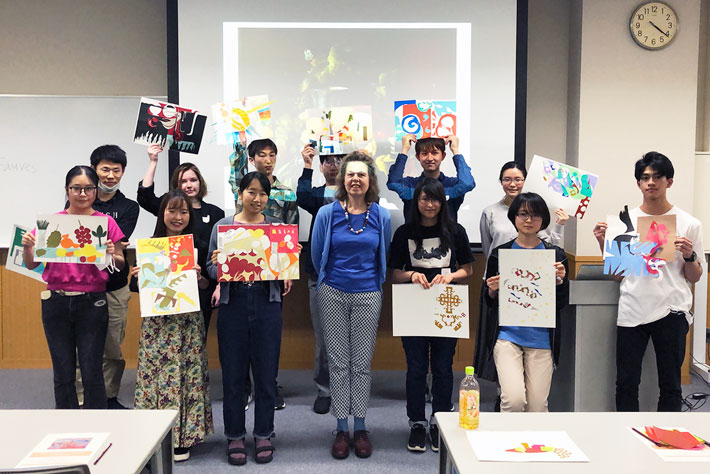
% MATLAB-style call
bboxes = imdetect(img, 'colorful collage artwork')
[498,249,556,328]
[136,235,200,317]
[392,284,469,338]
[523,155,598,219]
[33,214,109,265]
[217,224,299,282]
[6,225,45,282]
[211,95,274,145]
[394,100,456,142]
[304,106,372,155]
[630,426,710,462]
[466,431,589,462]
[133,97,206,154]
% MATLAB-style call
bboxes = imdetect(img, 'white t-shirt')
[617,205,704,327]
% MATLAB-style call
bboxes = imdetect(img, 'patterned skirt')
[135,311,214,448]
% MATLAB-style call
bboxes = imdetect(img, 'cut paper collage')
[523,155,598,219]
[631,426,710,462]
[15,432,111,468]
[33,214,109,265]
[498,249,556,328]
[211,95,274,145]
[394,100,456,142]
[392,284,469,338]
[466,430,589,462]
[133,97,206,154]
[136,234,200,317]
[217,224,299,282]
[6,225,45,282]
[304,106,373,155]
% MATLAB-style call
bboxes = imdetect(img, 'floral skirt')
[135,311,214,448]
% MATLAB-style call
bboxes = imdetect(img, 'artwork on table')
[33,214,109,265]
[630,426,710,462]
[394,100,456,142]
[523,155,599,219]
[392,284,469,338]
[15,432,110,468]
[211,95,274,145]
[136,234,200,317]
[637,215,676,262]
[133,97,206,154]
[304,106,373,155]
[6,225,45,282]
[465,431,589,462]
[498,249,556,328]
[603,206,674,278]
[217,224,300,282]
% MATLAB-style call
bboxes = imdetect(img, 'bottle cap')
[465,366,474,376]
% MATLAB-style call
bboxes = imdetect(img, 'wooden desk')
[0,409,177,474]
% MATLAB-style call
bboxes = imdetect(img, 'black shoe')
[107,397,128,410]
[429,424,440,452]
[407,423,426,452]
[173,447,190,462]
[313,396,331,414]
[274,386,285,410]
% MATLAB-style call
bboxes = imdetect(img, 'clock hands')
[649,21,670,37]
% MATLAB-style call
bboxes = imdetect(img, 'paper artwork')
[392,284,469,338]
[304,106,373,155]
[217,224,299,282]
[136,235,200,317]
[133,97,206,154]
[603,206,675,278]
[523,155,598,218]
[6,225,45,282]
[211,95,274,145]
[631,426,710,462]
[33,214,109,265]
[637,215,676,262]
[466,431,589,462]
[394,100,456,142]
[498,249,556,328]
[16,432,110,468]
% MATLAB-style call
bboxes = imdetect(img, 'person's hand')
[401,134,417,154]
[211,249,221,266]
[554,262,566,285]
[486,275,500,297]
[302,144,316,169]
[675,236,694,260]
[147,144,163,162]
[410,271,431,289]
[211,284,221,307]
[194,264,202,281]
[283,279,292,296]
[130,265,140,277]
[445,135,459,155]
[21,232,36,249]
[431,273,454,285]
[115,240,129,252]
[106,239,115,256]
[554,208,569,225]
[593,222,607,251]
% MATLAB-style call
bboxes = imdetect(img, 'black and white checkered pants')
[317,283,382,419]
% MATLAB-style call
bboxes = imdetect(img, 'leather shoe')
[352,430,372,458]
[313,396,331,414]
[331,431,350,459]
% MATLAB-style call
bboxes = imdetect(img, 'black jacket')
[473,239,569,382]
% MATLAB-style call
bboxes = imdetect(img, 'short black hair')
[507,192,551,231]
[319,154,345,164]
[415,137,445,155]
[89,145,127,169]
[499,161,527,181]
[247,138,278,158]
[239,171,272,195]
[634,151,674,180]
[65,165,99,188]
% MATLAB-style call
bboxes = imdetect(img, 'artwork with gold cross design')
[391,284,469,338]
[498,249,556,328]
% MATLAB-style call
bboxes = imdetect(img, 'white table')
[0,409,177,474]
[435,411,710,474]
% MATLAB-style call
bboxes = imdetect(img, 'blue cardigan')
[311,201,391,289]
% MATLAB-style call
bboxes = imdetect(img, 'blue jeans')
[218,283,282,439]
[401,336,457,424]
[41,291,109,409]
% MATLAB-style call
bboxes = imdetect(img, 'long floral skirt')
[135,311,214,448]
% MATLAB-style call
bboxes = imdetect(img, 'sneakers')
[173,447,190,462]
[313,395,331,414]
[429,424,440,452]
[407,424,427,452]
[274,386,286,410]
[107,397,128,410]
[331,431,350,459]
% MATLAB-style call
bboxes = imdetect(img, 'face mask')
[98,181,120,193]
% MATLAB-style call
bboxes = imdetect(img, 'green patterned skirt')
[135,311,214,448]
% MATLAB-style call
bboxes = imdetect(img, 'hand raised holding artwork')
[445,135,459,155]
[301,144,316,169]
[147,144,163,162]
[554,262,566,284]
[554,208,569,225]
[486,275,500,297]
[401,134,417,154]
[593,222,607,251]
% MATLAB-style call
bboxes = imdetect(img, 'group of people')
[20,131,703,466]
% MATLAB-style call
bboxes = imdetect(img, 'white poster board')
[392,284,469,338]
[466,430,589,462]
[498,249,556,328]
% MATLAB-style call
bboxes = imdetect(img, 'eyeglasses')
[501,177,525,184]
[516,212,542,221]
[322,157,343,166]
[67,186,97,195]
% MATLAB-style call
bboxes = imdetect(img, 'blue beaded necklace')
[343,202,371,234]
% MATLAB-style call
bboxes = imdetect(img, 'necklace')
[343,202,371,234]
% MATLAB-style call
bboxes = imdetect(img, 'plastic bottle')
[458,366,480,429]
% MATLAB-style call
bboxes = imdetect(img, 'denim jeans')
[218,283,282,439]
[401,336,457,425]
[41,291,109,409]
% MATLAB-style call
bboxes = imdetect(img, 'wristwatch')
[683,251,697,263]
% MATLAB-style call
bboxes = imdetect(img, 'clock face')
[629,2,678,50]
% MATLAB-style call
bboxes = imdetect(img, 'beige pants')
[493,339,553,412]
[77,284,130,402]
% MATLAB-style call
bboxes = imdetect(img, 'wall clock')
[629,2,678,50]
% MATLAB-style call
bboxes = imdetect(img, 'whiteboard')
[0,96,169,247]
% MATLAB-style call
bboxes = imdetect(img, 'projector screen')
[177,0,520,244]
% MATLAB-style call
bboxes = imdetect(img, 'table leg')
[149,430,174,474]
[439,435,451,474]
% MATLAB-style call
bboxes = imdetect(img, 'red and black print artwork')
[133,97,206,154]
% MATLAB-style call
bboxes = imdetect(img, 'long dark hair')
[152,190,195,238]
[409,178,456,254]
